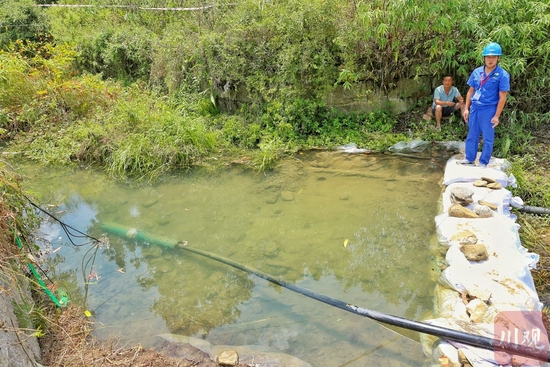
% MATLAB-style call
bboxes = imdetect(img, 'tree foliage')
[37,0,550,113]
[0,0,51,50]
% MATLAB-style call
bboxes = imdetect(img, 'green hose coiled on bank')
[12,228,69,308]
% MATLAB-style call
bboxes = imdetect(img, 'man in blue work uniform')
[457,42,510,168]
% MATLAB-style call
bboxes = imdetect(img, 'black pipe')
[101,224,550,363]
[518,205,550,215]
[178,245,550,363]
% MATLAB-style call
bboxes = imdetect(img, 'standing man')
[432,75,465,131]
[457,42,510,168]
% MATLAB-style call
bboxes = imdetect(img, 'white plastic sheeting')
[442,156,513,187]
[423,154,548,367]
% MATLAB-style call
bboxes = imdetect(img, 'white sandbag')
[479,188,516,218]
[443,155,511,187]
[432,341,461,367]
[433,284,469,321]
[440,266,539,311]
[436,215,540,278]
[388,140,430,153]
[452,341,512,367]
[511,195,524,208]
[435,214,519,248]
[335,143,368,153]
[441,182,515,218]
[424,318,512,366]
[444,244,480,269]
[420,333,463,367]
[488,276,539,311]
[439,266,489,299]
[435,141,465,152]
[507,173,518,188]
[444,239,536,282]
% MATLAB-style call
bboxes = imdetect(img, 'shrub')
[0,0,50,50]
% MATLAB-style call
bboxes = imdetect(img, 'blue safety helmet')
[482,42,502,56]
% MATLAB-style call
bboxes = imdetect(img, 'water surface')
[18,150,445,366]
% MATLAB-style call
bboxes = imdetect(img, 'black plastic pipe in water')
[101,222,550,363]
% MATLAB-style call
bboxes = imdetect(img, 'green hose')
[12,228,68,308]
[101,222,182,248]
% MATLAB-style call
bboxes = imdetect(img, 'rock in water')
[216,350,238,366]
[281,191,295,201]
[142,198,159,208]
[266,195,278,204]
[154,340,215,367]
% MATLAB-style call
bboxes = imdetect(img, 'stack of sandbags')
[422,154,543,367]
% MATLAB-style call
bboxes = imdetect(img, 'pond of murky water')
[14,150,448,366]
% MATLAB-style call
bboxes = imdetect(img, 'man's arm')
[434,98,455,107]
[491,91,508,128]
[434,88,454,107]
[462,86,475,122]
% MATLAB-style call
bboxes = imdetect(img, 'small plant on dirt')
[255,138,293,171]
[12,299,47,338]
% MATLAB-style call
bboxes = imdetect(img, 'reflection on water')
[17,151,446,366]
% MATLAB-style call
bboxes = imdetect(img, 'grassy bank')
[1,43,413,179]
